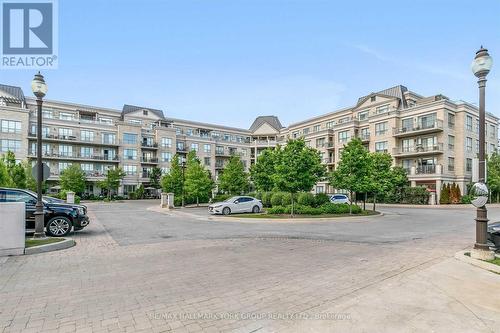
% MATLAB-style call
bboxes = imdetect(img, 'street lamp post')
[471,46,494,259]
[31,72,48,239]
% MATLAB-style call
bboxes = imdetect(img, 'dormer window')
[143,110,148,116]
[371,96,376,102]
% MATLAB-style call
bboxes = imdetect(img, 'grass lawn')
[487,257,500,266]
[25,237,64,248]
[223,210,380,219]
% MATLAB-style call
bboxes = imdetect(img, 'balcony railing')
[141,142,158,148]
[393,120,444,136]
[322,158,335,164]
[415,165,436,174]
[358,133,370,141]
[28,151,120,161]
[393,143,444,155]
[28,132,118,146]
[141,157,159,163]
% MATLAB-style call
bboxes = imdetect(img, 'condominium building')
[0,83,497,202]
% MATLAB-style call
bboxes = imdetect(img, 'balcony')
[392,120,444,137]
[28,132,119,146]
[406,164,443,176]
[215,163,225,169]
[392,143,444,157]
[322,158,335,165]
[141,157,159,164]
[215,150,231,157]
[28,151,120,162]
[358,133,370,142]
[141,142,159,149]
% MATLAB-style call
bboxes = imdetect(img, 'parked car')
[329,194,351,204]
[488,221,500,250]
[0,188,90,237]
[208,196,263,215]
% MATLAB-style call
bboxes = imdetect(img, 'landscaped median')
[24,237,75,255]
[455,250,500,275]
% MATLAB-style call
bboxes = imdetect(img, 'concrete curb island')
[455,250,500,274]
[24,238,75,255]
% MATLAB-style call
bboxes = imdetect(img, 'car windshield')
[224,197,239,202]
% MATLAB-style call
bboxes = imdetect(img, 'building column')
[410,180,416,187]
[436,179,442,205]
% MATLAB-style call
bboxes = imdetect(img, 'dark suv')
[0,188,90,237]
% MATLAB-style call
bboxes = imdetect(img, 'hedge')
[266,203,361,215]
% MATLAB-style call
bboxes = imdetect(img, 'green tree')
[60,164,87,195]
[0,158,12,187]
[98,167,125,199]
[218,155,249,194]
[368,152,393,211]
[440,183,450,204]
[329,138,371,214]
[250,148,278,191]
[2,151,26,188]
[161,154,184,201]
[149,167,162,189]
[136,184,145,199]
[273,139,325,216]
[184,151,214,206]
[487,152,500,202]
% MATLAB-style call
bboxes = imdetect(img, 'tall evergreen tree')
[218,155,249,194]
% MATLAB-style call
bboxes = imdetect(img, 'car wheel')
[252,205,260,213]
[222,207,231,215]
[46,216,72,237]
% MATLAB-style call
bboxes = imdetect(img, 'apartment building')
[0,83,498,202]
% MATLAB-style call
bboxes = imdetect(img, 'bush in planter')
[282,192,293,206]
[401,186,429,205]
[297,192,315,207]
[320,203,362,214]
[128,192,137,200]
[294,204,322,215]
[460,195,472,204]
[266,205,288,214]
[314,193,330,207]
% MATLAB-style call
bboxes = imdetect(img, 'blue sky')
[2,0,499,128]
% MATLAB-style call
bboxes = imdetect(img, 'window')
[80,130,94,142]
[204,157,211,166]
[128,119,142,125]
[448,135,455,150]
[186,128,193,136]
[81,147,92,158]
[1,120,21,133]
[448,113,455,129]
[490,124,496,138]
[58,145,73,157]
[58,128,73,138]
[191,143,198,152]
[204,144,211,153]
[490,144,496,154]
[161,167,170,174]
[30,124,50,137]
[59,162,71,172]
[98,133,114,145]
[375,141,388,153]
[0,139,21,152]
[376,105,389,114]
[81,163,93,172]
[123,165,137,175]
[316,186,324,194]
[123,133,137,144]
[466,158,472,172]
[476,139,479,152]
[99,117,113,125]
[30,142,49,155]
[448,157,455,172]
[358,111,369,121]
[143,110,148,116]
[476,119,479,134]
[124,149,137,160]
[338,130,349,143]
[0,190,36,204]
[161,152,172,162]
[326,121,334,129]
[338,117,350,124]
[375,122,387,136]
[418,113,436,129]
[59,112,74,121]
[161,137,172,148]
[402,159,412,172]
[360,127,369,140]
[177,142,185,151]
[316,138,325,148]
[313,125,321,132]
[303,128,310,135]
[175,127,182,135]
[401,139,413,152]
[466,115,473,131]
[215,146,224,155]
[292,131,299,139]
[42,109,53,119]
[466,137,473,152]
[370,96,376,102]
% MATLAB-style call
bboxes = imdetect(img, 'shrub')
[261,192,273,207]
[297,192,315,207]
[253,192,263,200]
[128,192,137,200]
[74,195,81,204]
[271,192,285,207]
[460,195,472,204]
[174,196,183,207]
[103,197,110,202]
[282,192,292,206]
[320,203,361,214]
[212,193,232,203]
[266,205,288,214]
[401,186,429,205]
[314,193,330,207]
[440,183,450,204]
[293,204,322,215]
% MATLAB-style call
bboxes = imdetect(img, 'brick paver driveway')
[1,201,500,333]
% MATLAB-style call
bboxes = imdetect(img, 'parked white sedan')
[208,196,263,215]
[329,194,351,204]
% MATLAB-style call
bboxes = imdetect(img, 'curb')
[454,250,500,274]
[24,238,75,255]
[209,212,384,223]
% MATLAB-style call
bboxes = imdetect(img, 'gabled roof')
[122,104,165,119]
[0,84,25,102]
[249,116,283,133]
[356,85,408,108]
